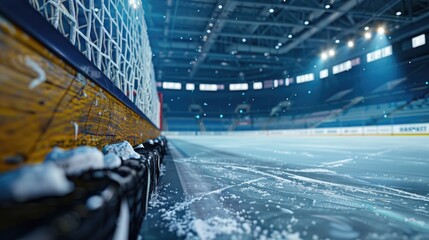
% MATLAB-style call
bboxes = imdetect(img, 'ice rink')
[141,135,429,239]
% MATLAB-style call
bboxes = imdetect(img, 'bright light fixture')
[335,39,340,44]
[288,34,293,39]
[328,49,335,56]
[364,32,372,39]
[321,52,328,60]
[304,20,310,25]
[218,5,223,9]
[325,4,331,9]
[269,8,274,13]
[347,40,354,48]
[377,26,385,35]
[129,0,141,9]
[242,38,246,43]
[364,26,369,31]
[396,11,402,16]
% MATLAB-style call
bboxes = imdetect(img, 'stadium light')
[321,52,328,60]
[328,49,335,57]
[129,0,141,9]
[364,32,372,39]
[347,40,354,48]
[377,26,386,35]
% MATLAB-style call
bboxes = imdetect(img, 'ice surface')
[102,141,140,160]
[0,162,73,202]
[45,146,104,175]
[141,135,429,239]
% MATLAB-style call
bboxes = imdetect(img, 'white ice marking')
[229,166,294,184]
[197,177,265,197]
[230,165,429,203]
[277,206,294,214]
[302,152,315,158]
[286,168,337,174]
[288,173,429,202]
[367,149,392,157]
[26,56,46,89]
[319,158,353,168]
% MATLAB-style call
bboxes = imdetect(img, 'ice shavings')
[103,153,122,169]
[45,146,104,175]
[134,143,144,149]
[162,178,265,221]
[0,162,73,202]
[159,164,166,177]
[193,216,250,240]
[240,186,270,197]
[103,141,140,160]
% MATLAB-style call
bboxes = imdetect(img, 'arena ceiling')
[144,0,429,83]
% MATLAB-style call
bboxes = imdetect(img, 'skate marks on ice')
[143,136,429,239]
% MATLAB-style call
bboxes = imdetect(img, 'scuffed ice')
[141,136,429,239]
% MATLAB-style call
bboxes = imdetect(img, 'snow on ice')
[103,141,140,160]
[103,153,122,169]
[45,146,104,175]
[0,162,73,202]
[141,135,429,240]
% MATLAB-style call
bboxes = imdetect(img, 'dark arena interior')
[1,0,429,239]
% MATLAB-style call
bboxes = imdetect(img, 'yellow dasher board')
[0,16,160,172]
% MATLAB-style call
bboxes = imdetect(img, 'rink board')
[0,17,159,171]
[164,123,429,137]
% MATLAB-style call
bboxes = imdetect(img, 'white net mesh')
[29,0,160,127]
